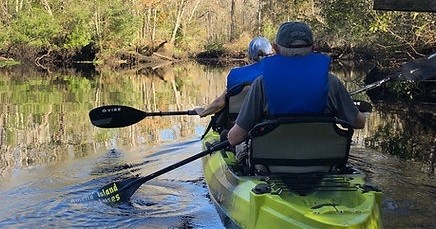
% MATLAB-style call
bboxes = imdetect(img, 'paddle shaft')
[90,140,231,203]
[350,53,436,95]
[90,73,381,129]
[348,74,398,111]
[350,76,394,95]
[349,53,435,96]
[137,140,229,184]
[144,110,196,116]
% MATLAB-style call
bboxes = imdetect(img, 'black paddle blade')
[69,178,139,204]
[353,100,373,113]
[89,105,146,128]
[87,140,231,204]
[98,178,141,203]
[92,178,142,203]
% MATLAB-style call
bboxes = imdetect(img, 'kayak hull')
[201,131,383,229]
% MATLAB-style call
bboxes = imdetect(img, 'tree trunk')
[170,0,186,44]
[93,4,102,50]
[152,8,157,44]
[40,0,53,16]
[141,8,149,40]
[257,0,262,34]
[187,0,201,23]
[230,0,236,42]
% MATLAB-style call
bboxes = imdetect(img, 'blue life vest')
[261,53,330,116]
[226,62,263,89]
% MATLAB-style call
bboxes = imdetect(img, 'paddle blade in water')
[69,178,138,204]
[89,178,144,203]
[89,105,146,128]
[87,140,231,203]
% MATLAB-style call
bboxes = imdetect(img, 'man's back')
[227,21,366,146]
[226,62,263,90]
[261,53,330,116]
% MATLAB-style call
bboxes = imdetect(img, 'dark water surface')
[0,137,225,228]
[0,62,434,228]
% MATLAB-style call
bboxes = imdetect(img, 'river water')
[0,61,435,228]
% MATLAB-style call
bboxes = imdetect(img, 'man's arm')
[227,124,248,146]
[353,112,366,129]
[227,78,265,145]
[327,75,366,129]
[194,90,226,117]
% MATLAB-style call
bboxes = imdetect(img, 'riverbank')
[1,40,434,71]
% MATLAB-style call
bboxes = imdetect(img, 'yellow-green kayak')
[201,130,383,229]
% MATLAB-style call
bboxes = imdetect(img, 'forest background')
[0,0,435,69]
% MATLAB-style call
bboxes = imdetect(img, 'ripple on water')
[130,179,209,217]
[0,139,225,228]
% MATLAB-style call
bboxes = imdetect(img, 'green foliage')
[0,59,20,68]
[319,0,375,46]
[373,12,435,49]
[203,38,226,55]
[58,4,94,49]
[261,0,298,26]
[64,25,92,50]
[369,12,392,33]
[260,20,277,41]
[389,81,422,100]
[93,0,141,51]
[0,0,434,62]
[10,7,61,49]
[0,25,8,50]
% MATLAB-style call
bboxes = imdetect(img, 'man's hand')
[194,107,206,117]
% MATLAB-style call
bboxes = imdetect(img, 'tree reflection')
[365,103,435,174]
[0,62,228,177]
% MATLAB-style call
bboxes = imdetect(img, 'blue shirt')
[226,62,263,90]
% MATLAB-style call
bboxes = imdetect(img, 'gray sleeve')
[327,74,359,124]
[235,77,265,131]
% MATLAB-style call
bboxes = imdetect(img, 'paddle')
[350,75,395,95]
[353,99,372,113]
[350,52,436,95]
[71,140,230,203]
[89,105,198,128]
[90,100,372,129]
[83,88,371,204]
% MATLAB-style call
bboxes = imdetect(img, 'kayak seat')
[248,116,354,175]
[227,83,251,115]
[210,83,251,133]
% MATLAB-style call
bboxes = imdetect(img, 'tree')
[91,0,140,52]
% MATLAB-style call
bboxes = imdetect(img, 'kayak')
[201,129,383,229]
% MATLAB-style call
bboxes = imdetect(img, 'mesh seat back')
[249,117,353,174]
[228,85,251,114]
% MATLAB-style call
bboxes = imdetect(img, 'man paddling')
[227,21,366,147]
[194,36,273,117]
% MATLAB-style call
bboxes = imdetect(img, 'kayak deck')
[201,131,383,229]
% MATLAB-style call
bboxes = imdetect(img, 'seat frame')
[247,116,354,175]
[210,83,251,133]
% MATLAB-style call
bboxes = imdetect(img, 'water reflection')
[0,62,228,178]
[0,61,435,229]
[365,103,435,174]
[350,148,436,229]
[0,62,228,228]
